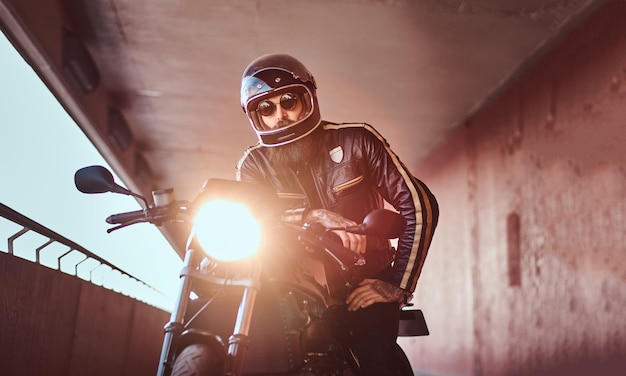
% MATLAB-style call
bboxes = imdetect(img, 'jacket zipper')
[332,175,364,194]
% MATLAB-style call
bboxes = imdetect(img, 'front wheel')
[171,343,225,376]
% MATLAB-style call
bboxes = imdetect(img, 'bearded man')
[236,53,438,376]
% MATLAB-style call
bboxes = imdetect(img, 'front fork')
[157,248,194,376]
[227,263,261,376]
[156,247,262,376]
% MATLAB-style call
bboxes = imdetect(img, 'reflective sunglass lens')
[280,93,298,111]
[257,100,276,116]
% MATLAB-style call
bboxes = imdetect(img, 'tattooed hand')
[305,209,367,255]
[346,279,412,311]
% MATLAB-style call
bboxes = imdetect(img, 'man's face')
[257,92,304,129]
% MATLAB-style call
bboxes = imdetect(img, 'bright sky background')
[0,32,181,311]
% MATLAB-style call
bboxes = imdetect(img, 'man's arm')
[304,208,367,255]
[346,279,413,311]
[359,124,439,292]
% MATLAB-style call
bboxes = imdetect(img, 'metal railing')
[0,202,166,308]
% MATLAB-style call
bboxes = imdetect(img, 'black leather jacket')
[236,122,438,292]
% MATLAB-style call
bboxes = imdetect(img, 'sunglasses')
[256,93,300,116]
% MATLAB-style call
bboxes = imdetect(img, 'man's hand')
[346,279,411,311]
[305,209,367,255]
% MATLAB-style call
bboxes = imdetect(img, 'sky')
[0,32,181,311]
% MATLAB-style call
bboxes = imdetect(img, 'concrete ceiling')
[0,0,604,251]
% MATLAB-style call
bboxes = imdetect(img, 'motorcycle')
[74,165,429,376]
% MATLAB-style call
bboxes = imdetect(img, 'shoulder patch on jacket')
[329,146,343,163]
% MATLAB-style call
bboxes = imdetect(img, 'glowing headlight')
[193,199,262,262]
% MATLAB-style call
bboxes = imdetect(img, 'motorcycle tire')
[171,343,225,376]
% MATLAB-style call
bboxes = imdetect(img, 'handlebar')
[104,201,189,232]
[106,209,147,224]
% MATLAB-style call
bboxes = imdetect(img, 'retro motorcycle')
[74,165,428,376]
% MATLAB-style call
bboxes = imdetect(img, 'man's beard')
[265,129,321,166]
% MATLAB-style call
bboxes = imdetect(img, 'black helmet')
[240,54,321,147]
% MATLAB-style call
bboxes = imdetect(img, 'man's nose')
[275,104,288,118]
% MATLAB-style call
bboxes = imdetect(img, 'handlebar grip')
[300,224,365,271]
[106,209,146,224]
[322,232,363,267]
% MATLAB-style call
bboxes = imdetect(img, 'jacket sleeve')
[236,145,261,182]
[361,124,439,292]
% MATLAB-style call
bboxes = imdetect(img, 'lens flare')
[193,199,262,262]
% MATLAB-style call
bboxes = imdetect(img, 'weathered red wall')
[0,253,168,376]
[401,1,626,375]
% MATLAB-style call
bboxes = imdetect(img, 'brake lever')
[106,218,146,233]
[106,201,189,232]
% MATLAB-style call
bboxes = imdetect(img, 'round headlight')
[193,199,262,262]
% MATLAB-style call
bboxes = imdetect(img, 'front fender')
[177,328,227,357]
